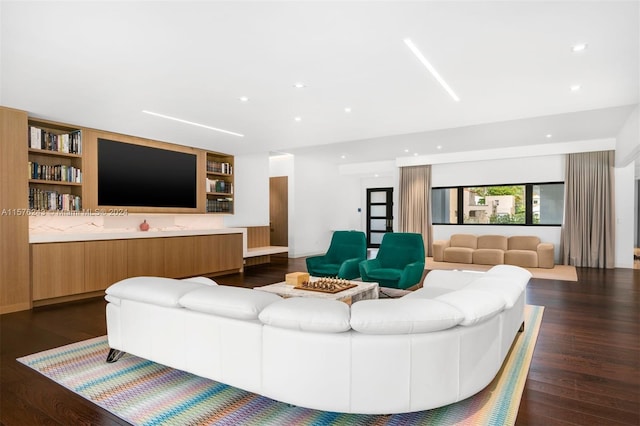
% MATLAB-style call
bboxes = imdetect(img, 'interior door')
[269,176,288,252]
[367,187,393,248]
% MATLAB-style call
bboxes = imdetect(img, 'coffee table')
[255,278,379,305]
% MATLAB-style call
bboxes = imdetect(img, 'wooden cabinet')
[84,240,128,292]
[127,238,166,277]
[31,242,85,300]
[30,233,243,304]
[205,151,234,213]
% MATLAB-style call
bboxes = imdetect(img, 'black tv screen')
[98,139,197,208]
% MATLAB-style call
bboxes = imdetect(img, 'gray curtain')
[561,151,615,268]
[398,165,432,256]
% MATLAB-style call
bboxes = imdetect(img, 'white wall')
[615,163,635,268]
[289,155,361,257]
[223,152,270,227]
[615,105,640,168]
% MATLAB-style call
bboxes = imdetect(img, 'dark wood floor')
[1,258,638,425]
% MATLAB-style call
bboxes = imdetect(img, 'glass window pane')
[370,232,385,244]
[432,188,457,224]
[370,205,387,217]
[370,219,387,231]
[463,186,525,224]
[370,191,387,203]
[533,183,564,225]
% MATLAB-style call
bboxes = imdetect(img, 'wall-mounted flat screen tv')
[98,138,197,208]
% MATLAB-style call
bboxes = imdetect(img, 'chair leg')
[519,321,525,332]
[106,348,126,363]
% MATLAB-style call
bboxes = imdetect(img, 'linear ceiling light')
[142,110,244,137]
[403,38,460,102]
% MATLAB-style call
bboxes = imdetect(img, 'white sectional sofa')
[105,265,532,414]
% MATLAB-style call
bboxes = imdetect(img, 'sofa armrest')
[338,258,365,280]
[398,261,426,289]
[359,259,381,281]
[432,240,450,261]
[537,243,555,268]
[305,255,327,271]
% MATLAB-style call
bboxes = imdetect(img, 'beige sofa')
[433,234,554,269]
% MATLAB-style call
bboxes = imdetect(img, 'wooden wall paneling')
[81,129,98,210]
[127,238,165,277]
[193,235,219,276]
[269,176,288,247]
[84,240,128,292]
[0,107,31,313]
[247,226,270,248]
[164,236,196,278]
[31,242,85,300]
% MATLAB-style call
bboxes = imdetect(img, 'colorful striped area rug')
[18,305,543,426]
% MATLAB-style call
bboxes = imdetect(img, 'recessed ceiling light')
[239,96,249,102]
[341,154,347,159]
[294,116,302,122]
[374,174,379,178]
[572,43,588,52]
[344,107,352,113]
[293,83,306,89]
[436,145,442,150]
[141,110,244,137]
[546,134,553,138]
[404,38,460,102]
[404,148,409,153]
[413,152,418,156]
[570,84,581,92]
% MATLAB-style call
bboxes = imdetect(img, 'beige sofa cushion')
[473,249,504,265]
[504,250,538,268]
[444,247,474,263]
[450,234,477,249]
[508,236,540,251]
[478,235,507,250]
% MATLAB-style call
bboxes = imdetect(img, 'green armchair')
[306,231,367,279]
[359,232,425,289]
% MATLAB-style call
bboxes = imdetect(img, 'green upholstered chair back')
[377,233,425,268]
[325,231,367,263]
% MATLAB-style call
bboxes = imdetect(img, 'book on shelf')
[206,198,233,213]
[205,178,233,194]
[28,162,81,183]
[206,160,232,175]
[28,126,82,154]
[28,187,81,211]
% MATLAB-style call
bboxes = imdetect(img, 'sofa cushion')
[486,264,532,289]
[463,277,523,308]
[450,234,477,249]
[181,276,218,286]
[505,250,538,268]
[473,249,504,265]
[508,236,540,251]
[259,298,351,333]
[363,268,402,281]
[443,247,474,263]
[350,299,464,334]
[105,276,206,307]
[477,235,507,250]
[422,270,482,291]
[179,286,282,320]
[435,290,505,326]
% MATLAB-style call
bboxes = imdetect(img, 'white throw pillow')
[179,286,282,320]
[105,276,205,307]
[350,299,464,334]
[259,298,351,333]
[436,290,505,326]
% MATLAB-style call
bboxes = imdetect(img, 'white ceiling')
[1,1,638,164]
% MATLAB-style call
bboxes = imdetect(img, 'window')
[432,182,564,226]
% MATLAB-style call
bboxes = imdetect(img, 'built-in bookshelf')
[205,151,234,214]
[27,120,83,211]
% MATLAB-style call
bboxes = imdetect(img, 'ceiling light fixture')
[404,148,409,153]
[344,107,352,113]
[546,134,552,138]
[293,83,306,89]
[141,110,244,137]
[404,38,460,102]
[341,154,347,159]
[239,96,249,102]
[572,43,588,52]
[436,145,442,150]
[294,116,302,122]
[570,84,581,92]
